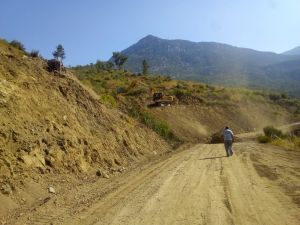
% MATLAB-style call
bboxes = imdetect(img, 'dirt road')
[8,142,300,225]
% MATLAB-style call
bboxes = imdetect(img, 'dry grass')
[271,137,300,151]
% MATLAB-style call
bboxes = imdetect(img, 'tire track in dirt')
[9,142,300,225]
[9,146,195,225]
[65,145,207,225]
[222,142,300,225]
[88,143,299,225]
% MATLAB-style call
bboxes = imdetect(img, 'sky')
[0,0,299,65]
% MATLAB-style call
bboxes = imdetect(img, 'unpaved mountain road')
[9,142,300,225]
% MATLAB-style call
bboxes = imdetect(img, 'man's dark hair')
[225,126,229,129]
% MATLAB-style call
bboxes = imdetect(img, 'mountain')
[282,46,300,56]
[121,35,300,96]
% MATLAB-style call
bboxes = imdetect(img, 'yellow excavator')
[152,92,175,106]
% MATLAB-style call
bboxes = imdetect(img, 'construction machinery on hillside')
[152,92,175,106]
[47,59,66,74]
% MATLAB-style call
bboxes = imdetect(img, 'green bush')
[257,135,271,143]
[99,94,116,107]
[127,105,174,140]
[172,89,185,97]
[10,40,26,51]
[263,126,283,138]
[128,106,140,118]
[30,50,39,58]
[172,88,193,97]
[91,79,107,91]
[141,112,173,139]
[281,93,288,99]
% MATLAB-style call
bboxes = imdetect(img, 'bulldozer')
[152,92,175,106]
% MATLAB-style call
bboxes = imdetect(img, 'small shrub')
[128,106,141,118]
[10,40,26,51]
[172,89,185,97]
[269,93,281,101]
[281,93,288,99]
[141,112,173,139]
[127,105,174,140]
[30,50,39,58]
[91,79,107,90]
[99,94,116,107]
[263,126,283,138]
[116,86,126,94]
[257,135,271,143]
[185,90,193,96]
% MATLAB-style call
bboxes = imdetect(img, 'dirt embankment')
[0,41,171,217]
[150,94,293,143]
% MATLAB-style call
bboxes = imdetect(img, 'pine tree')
[52,44,66,73]
[52,44,65,62]
[142,59,149,75]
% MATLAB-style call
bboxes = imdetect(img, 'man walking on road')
[223,126,234,157]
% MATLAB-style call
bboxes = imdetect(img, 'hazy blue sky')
[1,0,299,65]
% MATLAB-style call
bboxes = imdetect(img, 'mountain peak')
[144,34,160,39]
[139,35,161,42]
